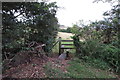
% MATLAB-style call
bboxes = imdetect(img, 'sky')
[48,0,114,27]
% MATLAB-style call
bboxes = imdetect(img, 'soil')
[2,53,70,78]
[3,52,119,79]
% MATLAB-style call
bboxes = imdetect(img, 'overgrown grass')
[61,42,74,44]
[43,62,68,78]
[52,42,59,53]
[81,56,111,70]
[43,58,117,78]
[66,58,117,78]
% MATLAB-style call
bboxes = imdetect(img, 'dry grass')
[57,32,74,40]
[57,32,85,41]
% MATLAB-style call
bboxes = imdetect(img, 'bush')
[2,2,59,60]
[59,27,72,33]
[73,39,104,58]
[73,37,120,73]
[81,56,111,70]
[100,45,120,73]
[81,40,103,57]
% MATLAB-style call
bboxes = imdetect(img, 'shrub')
[100,45,120,73]
[73,37,120,73]
[2,2,59,60]
[81,56,111,70]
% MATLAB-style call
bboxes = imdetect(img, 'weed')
[66,58,116,78]
[43,62,68,78]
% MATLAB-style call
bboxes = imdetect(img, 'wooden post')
[59,37,61,55]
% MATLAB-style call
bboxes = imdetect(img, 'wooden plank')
[61,40,74,42]
[59,37,62,55]
[60,47,75,49]
[61,44,74,46]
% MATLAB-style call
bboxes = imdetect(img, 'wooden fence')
[59,37,75,55]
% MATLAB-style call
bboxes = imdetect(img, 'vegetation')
[72,4,120,73]
[59,25,81,34]
[2,0,120,78]
[59,27,72,33]
[66,58,116,78]
[43,58,117,78]
[43,62,67,78]
[2,2,59,60]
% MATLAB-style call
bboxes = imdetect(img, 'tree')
[93,0,118,3]
[66,27,72,33]
[103,4,120,46]
[2,1,59,59]
[71,24,80,34]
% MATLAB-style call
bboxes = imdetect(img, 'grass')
[43,58,117,78]
[57,32,73,40]
[52,42,59,53]
[61,42,74,44]
[66,58,117,78]
[51,32,117,78]
[61,41,75,48]
[43,62,68,78]
[81,56,111,70]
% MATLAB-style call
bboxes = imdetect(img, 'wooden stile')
[59,37,75,55]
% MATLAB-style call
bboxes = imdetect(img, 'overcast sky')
[48,0,115,27]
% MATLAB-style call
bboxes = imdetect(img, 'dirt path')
[3,56,70,78]
[48,57,70,72]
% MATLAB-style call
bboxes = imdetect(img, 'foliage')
[66,58,116,78]
[100,45,120,73]
[43,58,116,78]
[81,56,111,70]
[80,40,104,57]
[59,29,67,32]
[59,27,72,33]
[103,4,120,47]
[72,4,120,73]
[93,0,118,3]
[59,24,81,34]
[43,62,68,78]
[73,37,120,73]
[2,1,59,60]
[70,24,80,34]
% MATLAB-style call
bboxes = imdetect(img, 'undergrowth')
[43,58,117,78]
[43,62,68,78]
[66,58,117,78]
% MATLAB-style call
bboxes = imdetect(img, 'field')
[57,32,74,40]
